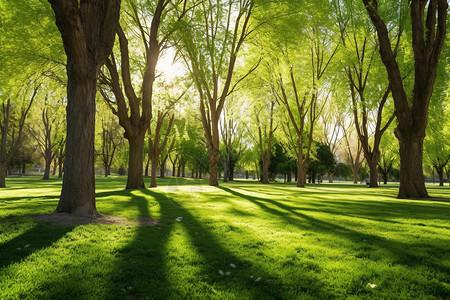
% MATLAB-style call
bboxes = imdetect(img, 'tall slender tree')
[176,0,257,186]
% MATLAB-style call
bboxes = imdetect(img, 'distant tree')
[176,0,256,186]
[0,86,38,187]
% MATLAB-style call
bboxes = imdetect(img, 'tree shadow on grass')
[218,186,450,289]
[97,188,334,299]
[0,219,73,269]
[144,188,335,299]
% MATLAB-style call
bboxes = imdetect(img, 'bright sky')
[157,48,187,82]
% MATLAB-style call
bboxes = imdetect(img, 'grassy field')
[1,176,449,299]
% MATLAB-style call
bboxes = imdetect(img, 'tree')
[0,86,38,187]
[341,116,364,184]
[362,0,448,198]
[253,101,276,184]
[49,0,121,216]
[176,0,257,186]
[99,0,169,189]
[97,108,123,177]
[28,95,65,180]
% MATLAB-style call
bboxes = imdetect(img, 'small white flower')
[219,270,224,276]
[16,248,21,250]
[128,286,133,290]
[24,244,30,248]
[176,217,183,222]
[255,277,261,282]
[367,283,377,289]
[230,263,236,268]
[226,272,231,276]
[250,275,254,278]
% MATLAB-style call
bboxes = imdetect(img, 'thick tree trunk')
[57,77,98,216]
[436,167,444,187]
[182,163,185,177]
[397,132,428,198]
[126,134,145,189]
[296,160,305,187]
[50,0,121,216]
[0,164,6,188]
[368,158,379,188]
[150,154,158,188]
[208,148,219,186]
[352,167,359,184]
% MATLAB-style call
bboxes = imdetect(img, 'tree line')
[0,0,448,216]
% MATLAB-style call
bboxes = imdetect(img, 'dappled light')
[1,176,449,298]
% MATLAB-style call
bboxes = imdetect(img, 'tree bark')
[368,158,379,187]
[43,153,52,180]
[208,147,220,185]
[437,167,444,187]
[127,134,146,189]
[397,133,428,197]
[57,77,98,215]
[0,163,6,188]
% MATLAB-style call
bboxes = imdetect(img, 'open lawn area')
[1,176,449,299]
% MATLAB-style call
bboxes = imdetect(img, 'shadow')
[218,186,450,280]
[0,219,73,269]
[144,189,334,299]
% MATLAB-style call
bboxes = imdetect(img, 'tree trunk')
[382,172,388,184]
[182,163,185,177]
[160,157,166,178]
[50,0,121,216]
[352,167,359,184]
[397,133,428,198]
[436,167,444,187]
[57,77,98,216]
[0,163,6,188]
[58,158,63,178]
[262,159,270,184]
[296,160,305,187]
[144,155,150,177]
[150,153,158,188]
[52,159,57,176]
[368,158,379,188]
[208,148,219,186]
[126,134,145,189]
[43,154,52,180]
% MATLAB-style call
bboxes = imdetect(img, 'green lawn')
[1,176,449,299]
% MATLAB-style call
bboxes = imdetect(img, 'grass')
[1,176,449,299]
